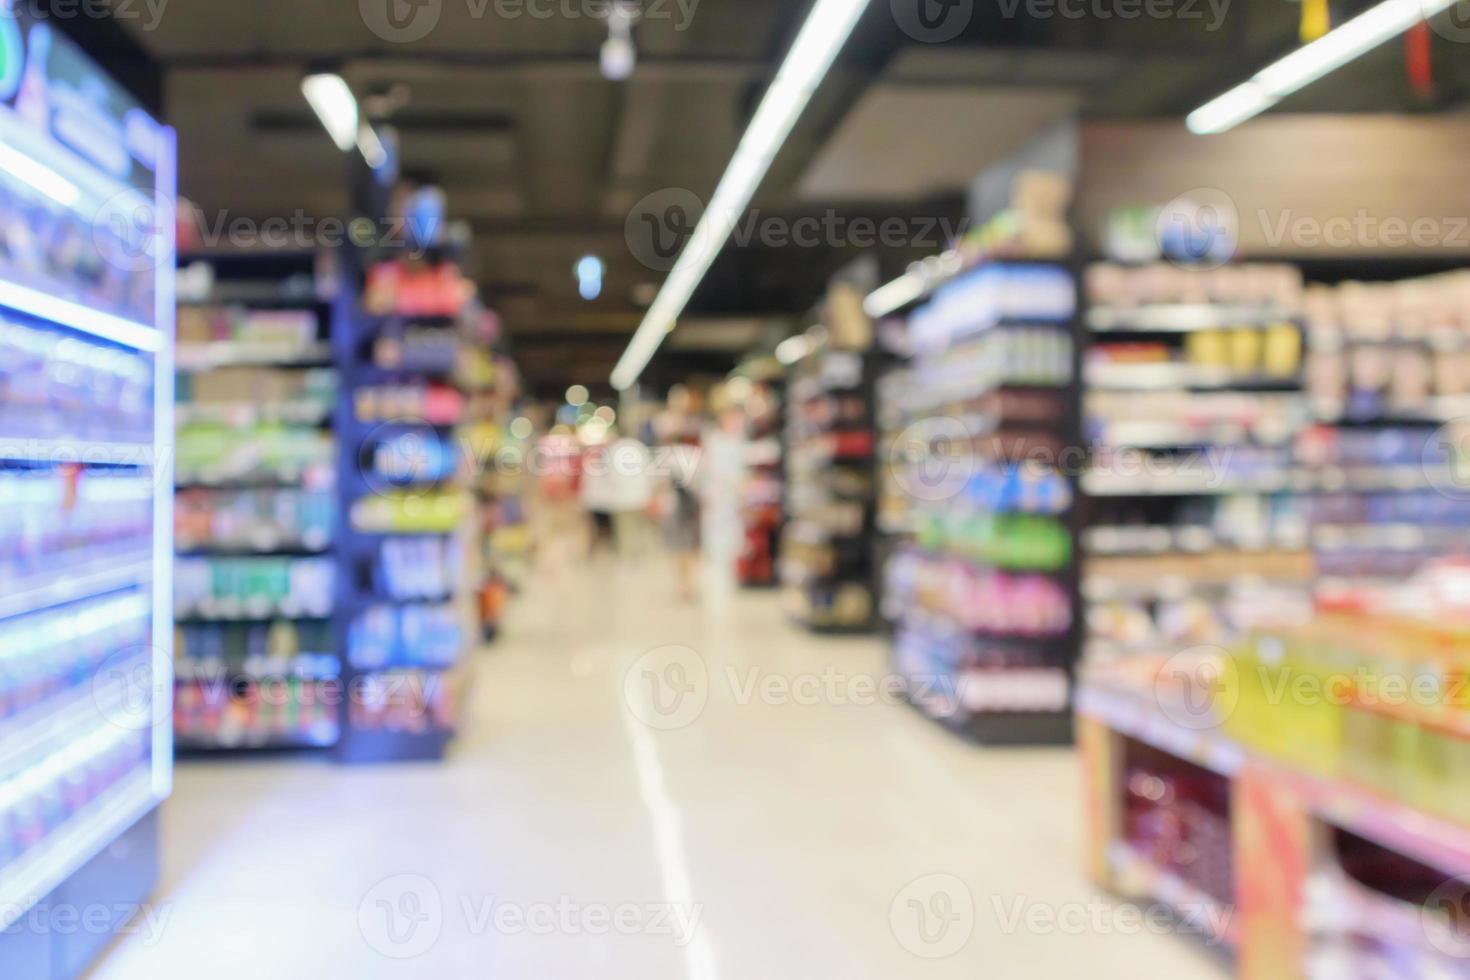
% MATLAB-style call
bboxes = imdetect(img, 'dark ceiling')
[111,0,1470,395]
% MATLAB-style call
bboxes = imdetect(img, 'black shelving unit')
[879,258,1084,745]
[331,290,470,764]
[172,251,343,752]
[780,346,881,633]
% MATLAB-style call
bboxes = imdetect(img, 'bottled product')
[175,557,334,619]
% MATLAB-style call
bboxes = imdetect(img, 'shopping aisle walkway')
[94,561,1227,979]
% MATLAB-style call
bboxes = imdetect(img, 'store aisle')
[94,561,1227,979]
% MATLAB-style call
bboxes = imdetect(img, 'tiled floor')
[92,560,1228,978]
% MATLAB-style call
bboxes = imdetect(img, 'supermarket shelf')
[1086,361,1299,391]
[175,731,338,752]
[1086,523,1470,556]
[175,466,334,489]
[176,599,333,621]
[1106,841,1238,948]
[1311,523,1470,552]
[0,437,154,467]
[334,726,455,764]
[1082,574,1308,603]
[177,401,332,426]
[901,694,1075,745]
[0,769,157,932]
[1077,680,1470,878]
[0,555,151,623]
[1075,681,1245,776]
[175,541,332,557]
[1088,304,1296,333]
[1083,466,1450,497]
[0,679,138,780]
[1284,770,1470,880]
[176,341,331,371]
[1085,525,1308,556]
[1311,395,1470,425]
[1091,420,1298,449]
[0,279,164,354]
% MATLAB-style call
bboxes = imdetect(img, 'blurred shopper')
[604,429,655,559]
[656,385,704,601]
[530,428,583,583]
[579,439,618,558]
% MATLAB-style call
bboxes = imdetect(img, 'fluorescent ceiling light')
[302,73,359,152]
[863,249,966,318]
[0,142,79,207]
[1187,0,1458,134]
[610,0,872,390]
[774,335,812,365]
[863,274,926,319]
[357,124,387,169]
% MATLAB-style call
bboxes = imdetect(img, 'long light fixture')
[302,73,359,151]
[303,72,390,170]
[863,250,967,319]
[1188,0,1458,134]
[0,141,79,207]
[610,0,873,390]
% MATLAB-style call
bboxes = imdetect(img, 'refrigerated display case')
[0,12,175,978]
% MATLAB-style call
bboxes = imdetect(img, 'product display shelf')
[331,277,479,764]
[0,20,177,977]
[172,251,342,752]
[1076,664,1470,975]
[456,318,525,641]
[736,369,785,589]
[779,344,880,633]
[878,258,1084,745]
[1296,269,1470,588]
[1081,262,1316,677]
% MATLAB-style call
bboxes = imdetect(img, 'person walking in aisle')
[529,427,583,585]
[656,385,704,601]
[601,428,655,559]
[579,438,618,558]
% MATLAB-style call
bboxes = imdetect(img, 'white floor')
[92,560,1229,979]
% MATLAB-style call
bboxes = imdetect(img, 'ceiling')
[111,0,1470,395]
